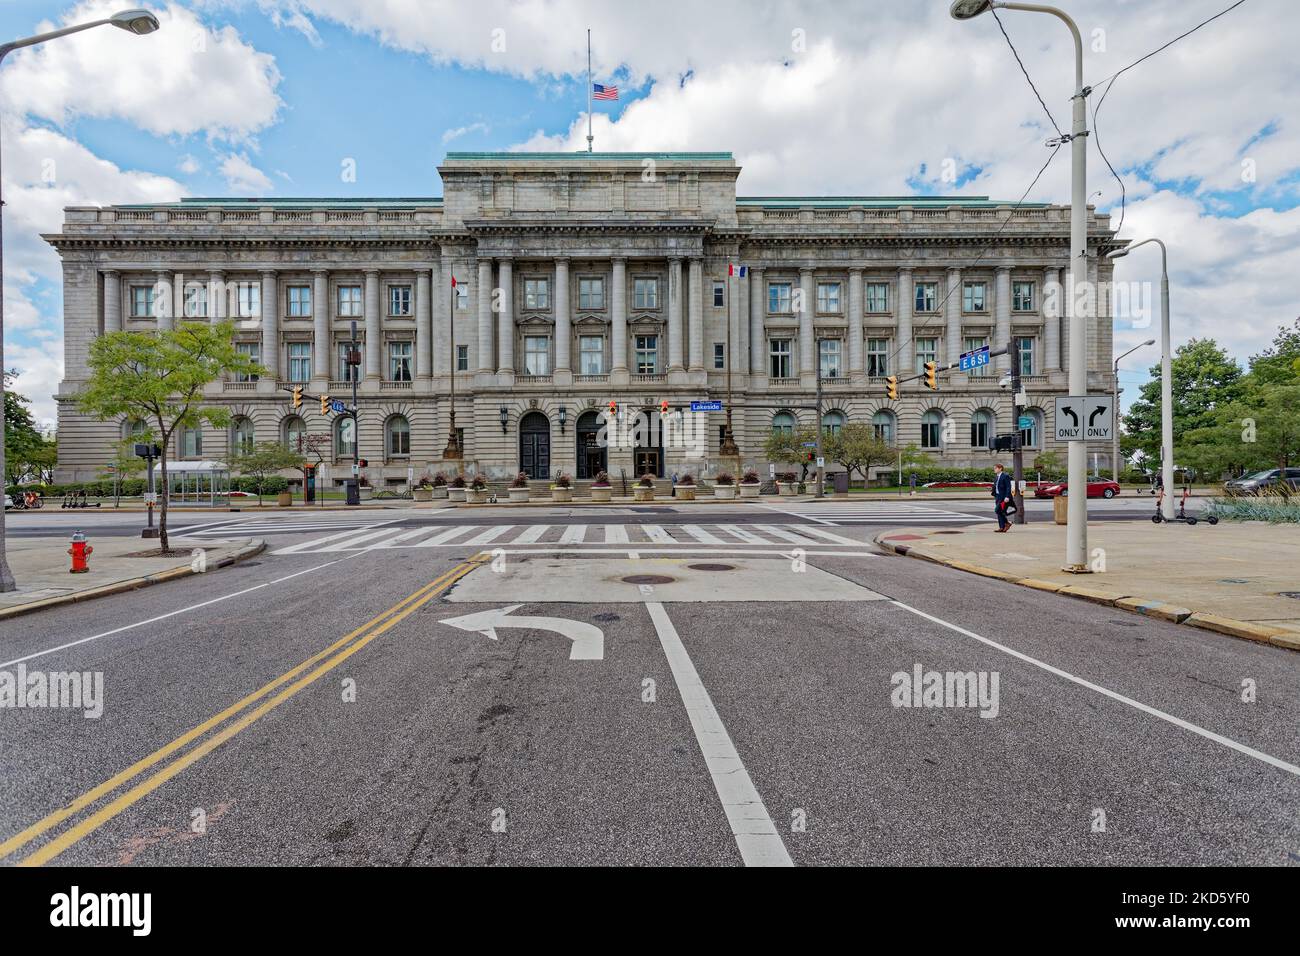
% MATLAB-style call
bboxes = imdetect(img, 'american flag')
[593,83,618,101]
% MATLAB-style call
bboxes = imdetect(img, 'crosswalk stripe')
[559,525,587,544]
[462,525,514,546]
[272,521,401,554]
[642,524,674,544]
[513,524,550,543]
[320,526,410,552]
[754,524,822,545]
[603,524,629,544]
[371,527,441,548]
[680,524,726,544]
[716,524,767,544]
[784,524,861,545]
[413,526,481,547]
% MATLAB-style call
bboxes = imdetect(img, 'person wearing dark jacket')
[992,463,1013,532]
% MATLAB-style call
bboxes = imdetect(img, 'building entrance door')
[575,410,606,479]
[518,411,550,479]
[634,449,662,478]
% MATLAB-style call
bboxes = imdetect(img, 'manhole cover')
[1279,592,1300,600]
[621,574,675,585]
[1219,578,1249,584]
[933,530,964,535]
[688,563,736,572]
[631,507,675,514]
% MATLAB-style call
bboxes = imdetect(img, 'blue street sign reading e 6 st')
[331,399,347,414]
[690,400,723,412]
[960,346,990,371]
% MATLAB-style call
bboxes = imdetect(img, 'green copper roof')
[444,151,735,161]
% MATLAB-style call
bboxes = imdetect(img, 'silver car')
[1223,467,1300,495]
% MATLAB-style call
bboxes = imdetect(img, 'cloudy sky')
[2,0,1295,426]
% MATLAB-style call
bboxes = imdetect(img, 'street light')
[1108,238,1173,519]
[0,8,161,592]
[951,0,1092,572]
[1111,337,1155,488]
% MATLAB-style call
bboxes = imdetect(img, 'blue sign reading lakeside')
[690,401,723,412]
[960,347,991,371]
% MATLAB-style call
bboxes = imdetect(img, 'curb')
[873,531,1298,653]
[0,538,267,622]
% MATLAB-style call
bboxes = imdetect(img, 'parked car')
[3,494,13,511]
[1223,468,1300,495]
[1033,477,1121,499]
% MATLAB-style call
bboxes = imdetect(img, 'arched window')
[335,416,356,460]
[921,410,943,450]
[386,415,410,458]
[1019,408,1043,449]
[231,417,255,456]
[772,411,796,436]
[124,419,148,440]
[283,415,307,453]
[871,410,896,443]
[970,408,994,449]
[821,410,845,436]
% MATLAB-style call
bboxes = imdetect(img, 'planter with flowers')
[777,471,798,497]
[551,473,573,503]
[633,473,657,502]
[413,473,435,502]
[508,472,530,503]
[590,471,612,503]
[674,473,696,501]
[431,472,449,499]
[739,470,761,498]
[448,474,467,502]
[713,472,736,499]
[358,476,373,501]
[466,475,489,504]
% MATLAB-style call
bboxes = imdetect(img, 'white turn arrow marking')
[439,605,605,660]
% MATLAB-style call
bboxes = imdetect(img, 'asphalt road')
[1,498,1295,867]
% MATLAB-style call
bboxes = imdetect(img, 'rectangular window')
[768,282,792,314]
[769,338,792,378]
[236,342,261,383]
[388,285,412,316]
[1013,281,1035,312]
[634,278,659,310]
[338,342,360,382]
[130,286,154,317]
[914,282,937,313]
[524,336,550,376]
[288,342,312,382]
[180,427,202,458]
[915,337,938,375]
[816,282,842,313]
[921,416,941,450]
[388,341,412,381]
[578,277,605,310]
[964,336,990,377]
[287,285,312,317]
[818,339,842,379]
[635,335,659,374]
[338,285,362,317]
[866,282,889,313]
[1017,336,1036,376]
[714,342,725,369]
[963,282,987,312]
[236,283,261,318]
[579,336,605,375]
[184,284,207,318]
[867,338,890,377]
[524,278,550,310]
[456,344,469,371]
[712,281,725,308]
[456,283,469,310]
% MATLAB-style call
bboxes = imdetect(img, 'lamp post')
[0,8,161,592]
[1108,238,1173,518]
[1111,337,1155,488]
[951,0,1092,571]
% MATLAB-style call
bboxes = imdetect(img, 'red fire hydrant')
[69,530,93,574]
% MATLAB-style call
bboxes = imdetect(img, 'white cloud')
[178,154,202,174]
[442,122,491,144]
[219,152,274,193]
[6,342,64,430]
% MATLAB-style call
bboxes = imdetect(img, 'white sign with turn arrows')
[1054,395,1113,442]
[439,605,605,660]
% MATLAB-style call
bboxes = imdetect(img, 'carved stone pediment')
[574,313,609,328]
[518,313,554,329]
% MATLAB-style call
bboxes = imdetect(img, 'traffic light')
[659,399,669,418]
[358,459,368,468]
[320,394,331,415]
[292,385,304,409]
[608,400,618,418]
[924,361,938,390]
[886,375,898,401]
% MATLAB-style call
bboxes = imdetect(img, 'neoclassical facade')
[48,151,1120,486]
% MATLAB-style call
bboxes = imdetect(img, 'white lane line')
[603,524,629,544]
[645,601,793,867]
[787,525,861,545]
[513,524,550,544]
[0,552,364,670]
[413,526,482,547]
[559,525,587,544]
[463,525,514,546]
[168,519,244,535]
[892,599,1300,779]
[716,524,768,544]
[272,519,402,554]
[642,524,675,544]
[681,524,726,545]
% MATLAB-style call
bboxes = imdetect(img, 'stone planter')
[508,487,529,503]
[590,485,612,502]
[432,486,449,499]
[358,485,373,501]
[633,487,655,502]
[466,488,488,504]
[448,487,467,502]
[739,483,760,498]
[777,482,797,497]
[550,487,573,502]
[277,491,293,508]
[412,487,434,502]
[713,485,736,500]
[674,486,696,501]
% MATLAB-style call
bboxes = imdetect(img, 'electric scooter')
[1152,485,1218,525]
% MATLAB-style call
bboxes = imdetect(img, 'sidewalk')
[0,534,265,621]
[875,520,1300,651]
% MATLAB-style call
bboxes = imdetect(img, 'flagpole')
[586,29,593,152]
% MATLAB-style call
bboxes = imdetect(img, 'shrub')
[592,471,610,487]
[677,473,696,486]
[715,472,735,486]
[778,471,797,483]
[469,475,487,491]
[432,472,448,487]
[1205,494,1300,524]
[416,472,434,489]
[510,472,529,489]
[450,474,466,488]
[637,473,656,488]
[741,470,760,484]
[553,473,572,489]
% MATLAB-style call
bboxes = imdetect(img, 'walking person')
[909,471,917,497]
[992,462,1013,533]
[671,471,678,498]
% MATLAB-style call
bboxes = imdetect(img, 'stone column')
[945,267,962,365]
[555,258,571,372]
[477,258,493,373]
[749,266,765,374]
[437,258,453,376]
[848,268,864,374]
[416,268,432,379]
[799,267,815,377]
[159,271,178,331]
[364,269,381,379]
[668,257,684,372]
[611,257,628,372]
[994,266,1012,373]
[496,258,514,374]
[1043,267,1062,371]
[260,270,278,378]
[209,270,225,323]
[896,268,913,375]
[687,258,704,371]
[103,271,121,333]
[313,269,330,382]
[734,269,749,374]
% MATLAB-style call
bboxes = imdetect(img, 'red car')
[1033,478,1121,499]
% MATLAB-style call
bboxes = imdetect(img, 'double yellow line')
[2,555,485,867]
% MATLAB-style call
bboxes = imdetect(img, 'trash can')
[345,479,360,506]
[1053,495,1068,525]
[833,472,849,495]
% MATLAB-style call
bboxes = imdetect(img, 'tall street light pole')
[951,0,1092,571]
[1111,337,1154,487]
[0,8,161,592]
[1108,238,1173,518]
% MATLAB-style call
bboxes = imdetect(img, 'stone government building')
[47,151,1120,487]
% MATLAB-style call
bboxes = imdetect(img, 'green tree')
[764,425,818,480]
[232,441,302,506]
[100,435,150,507]
[1247,318,1300,387]
[3,370,46,485]
[823,423,895,485]
[77,322,262,551]
[1122,339,1244,463]
[1181,383,1300,479]
[1031,450,1064,478]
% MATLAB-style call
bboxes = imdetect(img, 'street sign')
[1054,395,1113,443]
[1018,416,1033,430]
[143,492,157,504]
[801,441,818,448]
[690,400,723,412]
[330,399,346,414]
[816,457,825,469]
[959,346,991,371]
[768,463,776,477]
